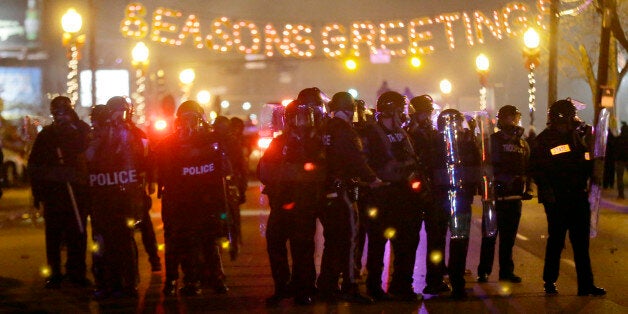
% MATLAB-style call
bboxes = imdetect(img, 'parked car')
[1,148,27,187]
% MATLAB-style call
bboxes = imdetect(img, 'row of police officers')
[28,96,238,298]
[258,88,605,305]
[27,91,605,302]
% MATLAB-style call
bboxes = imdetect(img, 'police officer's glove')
[368,178,388,189]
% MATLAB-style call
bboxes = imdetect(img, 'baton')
[56,148,85,234]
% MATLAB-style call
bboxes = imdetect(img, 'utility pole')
[595,0,613,123]
[547,0,559,108]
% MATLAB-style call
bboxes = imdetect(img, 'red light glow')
[411,180,421,191]
[257,137,273,150]
[154,119,168,131]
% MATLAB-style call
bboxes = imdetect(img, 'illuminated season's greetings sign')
[120,1,552,59]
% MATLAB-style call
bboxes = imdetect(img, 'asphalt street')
[0,182,626,313]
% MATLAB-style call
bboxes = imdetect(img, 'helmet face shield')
[376,91,408,126]
[177,112,205,136]
[51,107,73,125]
[285,106,316,129]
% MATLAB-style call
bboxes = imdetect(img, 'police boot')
[578,285,606,296]
[180,281,202,296]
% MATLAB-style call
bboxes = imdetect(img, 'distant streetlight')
[347,88,358,98]
[178,68,195,101]
[61,8,82,34]
[439,79,452,108]
[61,8,85,107]
[242,102,252,111]
[131,42,149,124]
[197,90,211,106]
[179,69,195,85]
[410,56,421,68]
[475,53,490,111]
[344,58,357,71]
[523,28,540,128]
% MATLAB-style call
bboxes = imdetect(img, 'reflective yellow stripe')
[550,144,571,155]
[584,152,590,160]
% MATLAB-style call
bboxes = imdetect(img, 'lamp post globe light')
[131,42,149,125]
[197,90,211,106]
[439,79,452,108]
[61,8,85,107]
[475,53,490,111]
[523,28,541,127]
[178,68,196,101]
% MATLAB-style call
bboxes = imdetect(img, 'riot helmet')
[283,99,321,132]
[496,105,522,132]
[409,94,434,127]
[175,100,207,136]
[328,92,355,112]
[328,92,356,122]
[437,108,464,132]
[410,94,434,114]
[213,115,231,135]
[296,87,327,124]
[297,87,329,108]
[90,104,110,129]
[50,96,78,126]
[106,96,133,123]
[548,99,577,126]
[376,91,407,118]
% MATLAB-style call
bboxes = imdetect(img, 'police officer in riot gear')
[28,96,91,289]
[258,90,326,306]
[156,100,230,297]
[212,116,246,263]
[432,109,482,299]
[477,105,530,284]
[530,99,605,296]
[88,96,147,298]
[406,95,451,295]
[317,92,382,304]
[361,91,422,302]
[351,99,376,280]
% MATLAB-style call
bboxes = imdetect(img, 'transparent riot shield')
[588,108,610,238]
[470,111,497,238]
[440,111,469,239]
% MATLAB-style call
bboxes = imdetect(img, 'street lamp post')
[61,8,85,106]
[131,42,149,125]
[523,28,540,128]
[475,54,490,111]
